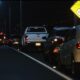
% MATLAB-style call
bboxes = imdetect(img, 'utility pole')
[20,0,22,36]
[9,6,11,34]
[4,19,6,34]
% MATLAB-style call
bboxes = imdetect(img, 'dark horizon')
[0,1,79,34]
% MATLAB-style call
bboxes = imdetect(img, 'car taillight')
[4,36,6,39]
[53,47,60,54]
[54,38,58,42]
[0,32,3,35]
[76,42,80,49]
[52,38,64,45]
[8,39,13,42]
[25,36,29,43]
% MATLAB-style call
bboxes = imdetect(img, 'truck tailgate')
[26,33,48,42]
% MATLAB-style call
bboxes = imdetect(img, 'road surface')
[0,45,72,80]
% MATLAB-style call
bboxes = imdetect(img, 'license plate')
[35,43,41,46]
[13,41,19,45]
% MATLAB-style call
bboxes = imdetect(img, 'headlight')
[54,38,58,42]
[51,38,58,44]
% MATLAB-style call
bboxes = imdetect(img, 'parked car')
[21,26,49,51]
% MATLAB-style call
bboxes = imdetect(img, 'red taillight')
[7,39,13,43]
[76,42,80,49]
[8,39,13,42]
[53,47,60,54]
[0,32,3,35]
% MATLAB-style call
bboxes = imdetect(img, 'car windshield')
[53,29,76,41]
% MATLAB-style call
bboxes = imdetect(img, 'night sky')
[23,1,73,26]
[0,1,79,34]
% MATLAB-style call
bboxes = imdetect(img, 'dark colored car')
[44,37,80,74]
[7,34,21,48]
[43,36,64,67]
[43,27,76,68]
[52,27,76,42]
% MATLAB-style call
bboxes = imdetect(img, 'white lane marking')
[8,46,73,80]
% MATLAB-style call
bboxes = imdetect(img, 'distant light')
[73,26,76,29]
[53,66,56,69]
[4,36,6,39]
[0,32,3,35]
[54,38,58,42]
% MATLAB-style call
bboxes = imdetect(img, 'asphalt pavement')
[0,45,72,80]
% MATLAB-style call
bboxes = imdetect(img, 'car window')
[27,27,46,32]
[53,29,76,41]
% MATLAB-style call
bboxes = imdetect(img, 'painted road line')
[8,46,73,80]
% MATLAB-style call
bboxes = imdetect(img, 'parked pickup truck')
[21,26,49,50]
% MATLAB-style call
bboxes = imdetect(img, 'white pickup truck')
[21,26,49,49]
